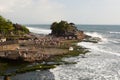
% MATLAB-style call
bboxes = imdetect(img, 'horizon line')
[24,24,120,26]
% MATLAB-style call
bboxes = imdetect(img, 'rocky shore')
[0,20,101,67]
[0,20,102,80]
[0,20,101,63]
[0,32,89,79]
[0,33,85,62]
[0,15,103,80]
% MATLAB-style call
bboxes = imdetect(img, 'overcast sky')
[0,0,120,24]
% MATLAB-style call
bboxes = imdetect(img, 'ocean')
[1,25,120,80]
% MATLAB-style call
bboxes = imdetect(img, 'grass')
[15,64,56,74]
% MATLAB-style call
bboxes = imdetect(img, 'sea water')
[1,25,120,80]
[51,25,120,80]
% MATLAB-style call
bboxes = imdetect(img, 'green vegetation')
[50,46,88,61]
[0,16,14,35]
[50,20,78,36]
[0,15,30,37]
[13,24,29,35]
[0,44,88,76]
[15,64,56,74]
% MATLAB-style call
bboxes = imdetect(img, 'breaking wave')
[27,27,51,34]
[85,32,107,42]
[51,32,120,80]
[78,42,120,56]
[109,31,120,34]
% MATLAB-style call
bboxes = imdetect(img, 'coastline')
[0,32,102,80]
[0,21,101,80]
[2,24,120,80]
[0,32,89,78]
[0,31,87,62]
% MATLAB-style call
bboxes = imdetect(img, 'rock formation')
[50,20,85,40]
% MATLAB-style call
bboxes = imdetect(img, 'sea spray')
[85,32,108,43]
[109,31,120,34]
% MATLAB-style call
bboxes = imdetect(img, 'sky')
[0,0,120,24]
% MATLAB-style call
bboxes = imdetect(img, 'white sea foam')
[109,39,120,44]
[85,32,108,43]
[51,39,120,80]
[51,28,120,80]
[27,27,51,34]
[78,42,98,50]
[109,31,120,34]
[78,42,120,56]
[51,41,120,80]
[85,32,103,38]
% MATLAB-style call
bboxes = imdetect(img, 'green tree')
[0,16,14,35]
[0,15,29,37]
[50,20,77,36]
[13,24,30,35]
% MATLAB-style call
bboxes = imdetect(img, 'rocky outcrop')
[50,21,85,40]
[75,30,85,40]
[83,35,101,43]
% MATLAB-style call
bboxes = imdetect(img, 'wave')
[109,31,120,34]
[27,27,51,34]
[52,42,120,80]
[78,42,120,56]
[85,32,102,38]
[85,32,107,42]
[109,39,120,44]
[77,42,100,51]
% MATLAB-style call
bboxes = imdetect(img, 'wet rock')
[83,37,101,43]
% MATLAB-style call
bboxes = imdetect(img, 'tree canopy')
[0,16,14,34]
[0,15,29,36]
[50,20,78,36]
